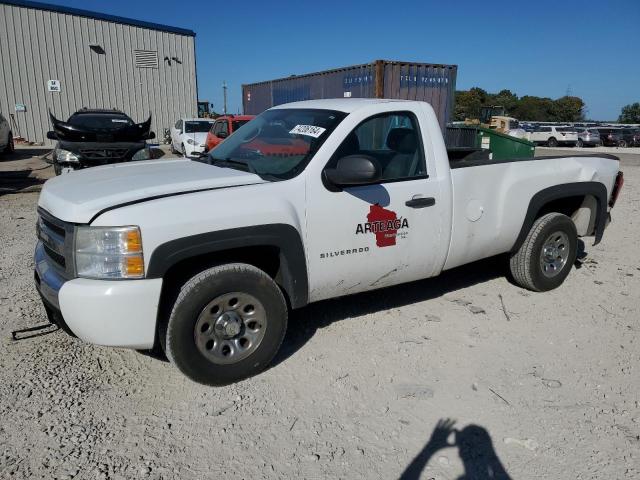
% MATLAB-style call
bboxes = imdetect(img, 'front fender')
[146,224,308,308]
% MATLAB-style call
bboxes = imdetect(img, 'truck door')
[305,110,444,302]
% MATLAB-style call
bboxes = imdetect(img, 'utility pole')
[223,81,227,115]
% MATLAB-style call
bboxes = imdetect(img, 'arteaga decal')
[356,204,408,247]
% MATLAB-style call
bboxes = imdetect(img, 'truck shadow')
[0,169,48,196]
[1,148,51,161]
[274,254,510,367]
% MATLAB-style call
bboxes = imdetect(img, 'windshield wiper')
[209,157,283,182]
[210,157,261,175]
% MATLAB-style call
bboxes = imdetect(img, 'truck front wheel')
[509,213,578,292]
[165,263,288,385]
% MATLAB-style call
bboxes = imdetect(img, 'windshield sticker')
[289,124,326,138]
[111,119,129,123]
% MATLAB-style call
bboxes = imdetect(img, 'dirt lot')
[1,155,638,479]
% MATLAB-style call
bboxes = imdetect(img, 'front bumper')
[185,144,206,157]
[34,241,162,349]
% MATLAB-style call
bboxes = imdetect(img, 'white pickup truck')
[34,99,624,385]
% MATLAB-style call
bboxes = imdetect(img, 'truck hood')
[38,158,267,223]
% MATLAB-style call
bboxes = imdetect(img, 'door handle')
[405,197,436,208]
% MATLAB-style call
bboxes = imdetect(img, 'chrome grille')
[36,209,75,279]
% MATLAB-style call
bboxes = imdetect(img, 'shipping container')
[242,60,457,128]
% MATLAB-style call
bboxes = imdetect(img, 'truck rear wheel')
[165,263,287,385]
[509,213,577,292]
[547,137,558,147]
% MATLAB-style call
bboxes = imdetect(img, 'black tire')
[181,143,186,156]
[54,163,62,175]
[547,137,558,147]
[170,142,177,154]
[618,140,627,148]
[4,132,14,153]
[509,213,578,292]
[577,139,584,148]
[165,263,288,386]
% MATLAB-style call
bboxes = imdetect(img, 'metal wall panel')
[0,2,197,145]
[242,60,456,128]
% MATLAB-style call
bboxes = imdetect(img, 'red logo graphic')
[355,204,409,248]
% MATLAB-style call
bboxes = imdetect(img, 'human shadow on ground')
[273,254,510,366]
[399,418,512,480]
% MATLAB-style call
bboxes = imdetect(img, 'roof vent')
[134,50,158,69]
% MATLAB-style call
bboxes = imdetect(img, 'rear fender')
[512,182,608,251]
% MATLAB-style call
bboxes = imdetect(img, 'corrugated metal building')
[0,0,197,145]
[242,60,457,128]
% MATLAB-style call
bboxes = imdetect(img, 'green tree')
[618,103,640,123]
[551,96,586,122]
[511,96,555,121]
[493,89,519,113]
[453,87,488,121]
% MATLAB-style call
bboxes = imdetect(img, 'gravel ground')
[0,161,638,479]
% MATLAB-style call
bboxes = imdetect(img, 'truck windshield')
[68,113,133,130]
[185,121,214,133]
[208,108,347,179]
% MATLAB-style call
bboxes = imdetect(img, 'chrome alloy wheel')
[540,231,570,278]
[194,292,267,364]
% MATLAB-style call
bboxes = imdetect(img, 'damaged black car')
[47,109,156,175]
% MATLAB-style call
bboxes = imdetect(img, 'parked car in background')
[205,115,254,152]
[47,109,155,175]
[620,127,640,147]
[528,125,578,147]
[0,112,14,154]
[170,118,214,157]
[575,128,601,147]
[596,128,624,147]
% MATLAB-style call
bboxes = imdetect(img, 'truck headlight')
[186,138,197,145]
[131,148,152,161]
[75,226,144,279]
[55,149,79,163]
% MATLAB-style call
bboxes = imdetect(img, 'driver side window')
[331,112,426,181]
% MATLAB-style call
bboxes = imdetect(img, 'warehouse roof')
[0,0,196,36]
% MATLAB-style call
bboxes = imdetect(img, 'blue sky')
[49,0,639,120]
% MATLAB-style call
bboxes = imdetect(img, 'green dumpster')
[476,127,535,160]
[445,126,535,161]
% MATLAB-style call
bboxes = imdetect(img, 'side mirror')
[147,131,156,140]
[324,155,381,187]
[46,131,58,140]
[218,131,228,139]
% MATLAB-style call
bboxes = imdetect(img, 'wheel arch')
[147,224,309,309]
[511,182,608,252]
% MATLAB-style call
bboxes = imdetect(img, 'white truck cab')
[35,99,623,385]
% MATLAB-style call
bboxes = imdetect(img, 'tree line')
[454,88,586,122]
[455,88,640,124]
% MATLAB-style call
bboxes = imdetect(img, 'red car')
[205,115,254,152]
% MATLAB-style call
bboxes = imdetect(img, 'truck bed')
[443,153,620,271]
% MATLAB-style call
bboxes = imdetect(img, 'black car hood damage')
[50,111,152,142]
